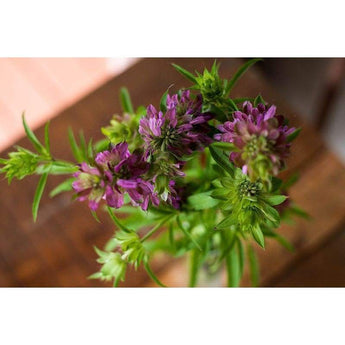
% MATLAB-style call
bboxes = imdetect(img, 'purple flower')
[139,90,213,158]
[214,101,295,179]
[72,163,105,211]
[73,142,160,211]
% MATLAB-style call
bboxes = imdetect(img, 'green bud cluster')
[0,147,40,183]
[90,247,127,286]
[212,169,283,248]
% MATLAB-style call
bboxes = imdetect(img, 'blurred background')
[0,58,344,287]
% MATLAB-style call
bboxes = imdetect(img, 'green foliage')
[120,87,134,114]
[22,113,49,157]
[49,177,75,198]
[90,247,127,286]
[287,128,302,142]
[187,191,219,210]
[0,147,40,183]
[224,58,262,95]
[172,59,261,120]
[116,231,147,269]
[32,170,49,222]
[101,112,143,151]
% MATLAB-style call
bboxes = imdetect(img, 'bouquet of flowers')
[0,59,305,287]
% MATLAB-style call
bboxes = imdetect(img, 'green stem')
[106,206,131,233]
[141,215,173,243]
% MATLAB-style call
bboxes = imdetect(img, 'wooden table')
[1,58,345,287]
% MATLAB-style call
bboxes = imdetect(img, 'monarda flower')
[139,90,213,159]
[214,101,295,181]
[72,163,106,211]
[72,142,159,211]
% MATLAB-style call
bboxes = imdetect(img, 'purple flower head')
[139,90,213,158]
[214,101,295,180]
[72,163,105,211]
[73,142,159,211]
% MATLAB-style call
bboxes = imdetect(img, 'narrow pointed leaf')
[120,87,134,114]
[68,127,83,162]
[188,191,219,210]
[44,121,51,155]
[225,58,262,95]
[287,128,301,142]
[32,171,49,222]
[144,260,166,287]
[209,145,235,177]
[254,94,266,106]
[252,226,265,248]
[49,177,75,197]
[22,113,47,155]
[264,194,287,206]
[172,63,197,84]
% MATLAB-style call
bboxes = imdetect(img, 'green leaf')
[160,86,173,112]
[22,113,47,156]
[120,87,134,114]
[287,128,301,142]
[144,259,166,287]
[261,204,280,226]
[228,98,239,111]
[271,176,283,192]
[253,94,266,106]
[251,225,265,248]
[225,246,241,287]
[225,58,262,95]
[172,63,197,84]
[209,145,235,177]
[68,127,83,162]
[32,171,49,222]
[215,214,237,230]
[36,162,78,175]
[187,191,219,210]
[264,194,287,206]
[44,121,51,155]
[91,210,101,223]
[49,177,75,197]
[79,131,87,160]
[211,142,237,151]
[247,244,260,287]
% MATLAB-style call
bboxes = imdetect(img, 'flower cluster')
[73,142,159,211]
[0,60,305,288]
[139,90,213,158]
[214,101,295,181]
[73,91,213,211]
